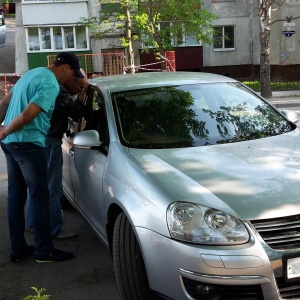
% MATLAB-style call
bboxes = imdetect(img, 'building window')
[101,2,122,13]
[213,26,235,50]
[26,26,89,52]
[142,22,200,48]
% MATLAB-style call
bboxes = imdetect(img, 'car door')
[68,86,110,237]
[0,12,6,48]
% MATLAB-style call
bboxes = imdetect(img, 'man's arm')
[0,102,42,140]
[0,92,12,124]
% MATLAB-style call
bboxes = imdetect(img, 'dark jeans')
[26,137,63,237]
[1,142,53,256]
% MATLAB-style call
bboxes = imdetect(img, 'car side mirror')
[281,109,299,124]
[73,130,101,149]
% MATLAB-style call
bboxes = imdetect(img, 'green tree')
[80,0,136,73]
[80,0,217,72]
[136,0,217,69]
[258,0,300,98]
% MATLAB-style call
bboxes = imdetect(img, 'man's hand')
[0,102,43,139]
[0,124,7,141]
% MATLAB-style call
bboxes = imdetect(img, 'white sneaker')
[54,230,76,239]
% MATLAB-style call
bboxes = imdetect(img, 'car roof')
[88,71,238,93]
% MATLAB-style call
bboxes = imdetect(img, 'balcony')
[21,0,88,26]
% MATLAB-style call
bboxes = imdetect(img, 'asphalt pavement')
[1,15,300,300]
[264,91,300,125]
[0,17,15,74]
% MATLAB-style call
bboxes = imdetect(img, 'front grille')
[250,214,300,250]
[182,277,263,300]
[276,277,300,299]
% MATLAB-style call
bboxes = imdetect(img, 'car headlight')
[167,202,249,245]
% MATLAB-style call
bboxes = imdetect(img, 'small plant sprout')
[22,287,51,300]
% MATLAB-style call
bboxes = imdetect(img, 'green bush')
[243,81,300,92]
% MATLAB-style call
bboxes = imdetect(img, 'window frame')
[26,25,89,52]
[213,25,235,51]
[141,21,201,49]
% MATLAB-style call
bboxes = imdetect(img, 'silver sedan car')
[62,72,300,300]
[0,11,6,48]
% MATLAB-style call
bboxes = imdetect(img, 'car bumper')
[136,227,286,300]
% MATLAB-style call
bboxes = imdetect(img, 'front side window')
[213,26,234,50]
[79,87,109,143]
[26,26,88,52]
[112,83,293,149]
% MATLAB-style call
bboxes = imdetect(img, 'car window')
[112,82,294,149]
[80,86,109,144]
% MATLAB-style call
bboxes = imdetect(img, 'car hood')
[129,129,300,220]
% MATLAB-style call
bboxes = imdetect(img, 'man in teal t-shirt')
[2,67,58,147]
[0,51,84,263]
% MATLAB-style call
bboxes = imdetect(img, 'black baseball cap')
[56,52,84,78]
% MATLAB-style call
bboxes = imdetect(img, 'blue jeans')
[26,137,63,238]
[1,142,53,256]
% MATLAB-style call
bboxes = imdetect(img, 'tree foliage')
[79,0,217,72]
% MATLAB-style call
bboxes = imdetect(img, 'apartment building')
[15,0,300,80]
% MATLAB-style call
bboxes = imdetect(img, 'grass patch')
[243,81,300,92]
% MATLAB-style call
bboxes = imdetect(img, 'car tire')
[113,212,156,300]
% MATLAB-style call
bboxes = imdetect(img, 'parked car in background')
[0,11,6,48]
[62,71,300,300]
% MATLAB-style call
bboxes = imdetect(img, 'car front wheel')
[113,212,156,300]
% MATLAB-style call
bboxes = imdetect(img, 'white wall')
[202,0,260,67]
[15,0,28,74]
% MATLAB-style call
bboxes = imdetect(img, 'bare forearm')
[0,102,42,141]
[2,113,29,137]
[0,92,12,124]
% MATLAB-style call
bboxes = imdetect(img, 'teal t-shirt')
[2,67,59,147]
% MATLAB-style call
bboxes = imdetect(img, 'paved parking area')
[0,17,15,73]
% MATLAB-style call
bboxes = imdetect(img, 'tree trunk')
[147,0,166,71]
[124,4,135,74]
[258,0,274,98]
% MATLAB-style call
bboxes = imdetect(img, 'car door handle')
[69,147,75,158]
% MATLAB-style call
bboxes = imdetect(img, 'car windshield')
[112,82,294,149]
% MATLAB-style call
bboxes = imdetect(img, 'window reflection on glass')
[112,83,292,149]
[28,27,40,51]
[27,25,88,51]
[213,27,223,49]
[75,26,87,49]
[224,26,234,48]
[213,26,234,50]
[40,27,51,50]
[63,27,74,48]
[53,27,63,50]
